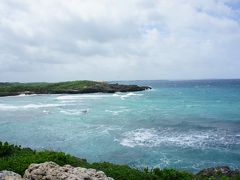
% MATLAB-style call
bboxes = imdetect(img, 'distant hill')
[0,80,151,97]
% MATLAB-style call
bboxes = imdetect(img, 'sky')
[0,0,240,82]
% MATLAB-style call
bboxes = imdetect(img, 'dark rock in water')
[100,83,151,93]
[0,92,21,97]
[196,166,240,179]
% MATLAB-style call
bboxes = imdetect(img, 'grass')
[1,141,239,180]
[0,141,195,180]
[0,80,148,95]
[0,81,104,93]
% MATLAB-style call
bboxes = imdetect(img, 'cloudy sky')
[0,0,240,82]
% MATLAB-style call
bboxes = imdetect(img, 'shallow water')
[0,80,240,172]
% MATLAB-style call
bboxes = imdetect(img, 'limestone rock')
[0,170,22,180]
[23,161,114,180]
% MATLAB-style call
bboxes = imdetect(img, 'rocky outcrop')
[1,165,240,180]
[0,92,21,97]
[48,84,151,94]
[0,82,151,97]
[23,162,113,180]
[0,170,22,180]
[0,162,114,180]
[196,166,240,179]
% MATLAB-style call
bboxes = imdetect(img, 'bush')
[152,168,194,180]
[0,142,22,157]
[0,141,205,180]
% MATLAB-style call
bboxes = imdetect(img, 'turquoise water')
[0,80,240,172]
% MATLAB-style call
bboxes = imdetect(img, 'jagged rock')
[196,166,240,179]
[23,162,114,180]
[0,170,22,180]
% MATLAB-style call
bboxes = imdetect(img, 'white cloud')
[0,0,240,81]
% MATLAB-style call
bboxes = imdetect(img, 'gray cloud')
[0,0,240,82]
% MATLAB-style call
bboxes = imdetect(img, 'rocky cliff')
[0,81,151,97]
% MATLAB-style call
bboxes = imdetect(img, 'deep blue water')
[0,80,240,172]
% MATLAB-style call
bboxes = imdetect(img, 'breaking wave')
[56,92,144,101]
[0,103,66,111]
[56,94,113,100]
[105,109,130,115]
[60,109,89,115]
[17,94,37,97]
[119,128,240,149]
[120,92,143,100]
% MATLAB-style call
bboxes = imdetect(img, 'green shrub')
[0,142,22,157]
[151,168,194,180]
[4,141,234,180]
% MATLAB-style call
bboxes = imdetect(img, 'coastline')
[0,81,151,97]
[1,80,240,179]
[0,141,239,180]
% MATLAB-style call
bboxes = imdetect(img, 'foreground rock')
[0,170,22,180]
[1,165,240,180]
[196,166,240,179]
[23,162,113,180]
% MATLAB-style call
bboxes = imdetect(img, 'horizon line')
[1,78,240,83]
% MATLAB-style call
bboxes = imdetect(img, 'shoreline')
[0,141,239,179]
[0,80,151,97]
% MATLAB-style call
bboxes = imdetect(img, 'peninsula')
[0,81,151,97]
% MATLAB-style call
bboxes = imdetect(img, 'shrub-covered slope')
[0,141,193,180]
[1,142,240,180]
[0,81,150,96]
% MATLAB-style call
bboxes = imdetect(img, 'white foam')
[60,109,89,115]
[56,92,143,101]
[120,92,143,100]
[94,125,122,135]
[43,110,49,114]
[17,94,37,97]
[56,94,113,100]
[0,103,65,111]
[120,128,158,147]
[105,109,130,115]
[105,110,120,116]
[119,128,240,149]
[18,94,27,97]
[59,100,77,103]
[112,93,121,97]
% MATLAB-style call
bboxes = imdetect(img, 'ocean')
[0,80,240,172]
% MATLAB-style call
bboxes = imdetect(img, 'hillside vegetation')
[1,142,239,180]
[0,81,150,96]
